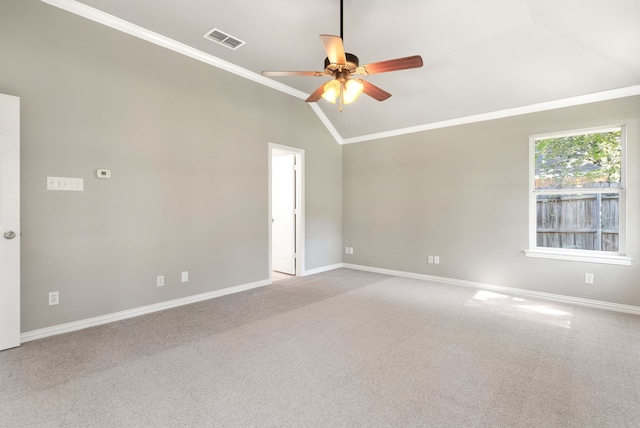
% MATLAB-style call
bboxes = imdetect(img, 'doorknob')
[3,231,16,240]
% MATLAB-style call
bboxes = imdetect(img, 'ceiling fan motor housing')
[324,52,360,74]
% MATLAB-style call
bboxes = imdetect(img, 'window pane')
[536,193,619,251]
[535,130,621,190]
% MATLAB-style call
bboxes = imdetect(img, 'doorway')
[0,93,20,351]
[269,144,304,281]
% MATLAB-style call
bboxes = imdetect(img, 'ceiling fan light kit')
[321,78,364,107]
[261,1,423,111]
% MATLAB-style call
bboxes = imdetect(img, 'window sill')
[524,249,633,266]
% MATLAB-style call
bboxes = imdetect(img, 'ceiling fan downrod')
[340,0,344,40]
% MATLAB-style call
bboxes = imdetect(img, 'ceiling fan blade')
[320,34,346,65]
[261,71,327,77]
[362,80,392,101]
[356,55,424,75]
[305,83,327,102]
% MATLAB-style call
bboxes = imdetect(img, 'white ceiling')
[48,0,640,143]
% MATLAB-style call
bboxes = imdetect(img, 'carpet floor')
[1,268,639,427]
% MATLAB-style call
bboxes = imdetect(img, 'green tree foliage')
[535,130,621,188]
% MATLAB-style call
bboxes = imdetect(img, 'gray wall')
[1,0,342,331]
[343,97,640,307]
[2,1,637,333]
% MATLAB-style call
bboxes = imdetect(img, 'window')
[525,126,631,265]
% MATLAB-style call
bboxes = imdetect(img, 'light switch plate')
[47,176,84,191]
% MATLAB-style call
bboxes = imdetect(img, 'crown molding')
[340,85,640,145]
[40,0,308,101]
[39,1,640,146]
[308,104,343,143]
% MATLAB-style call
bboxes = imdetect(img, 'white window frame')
[524,125,632,266]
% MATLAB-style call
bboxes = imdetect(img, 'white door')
[0,93,20,351]
[271,153,296,274]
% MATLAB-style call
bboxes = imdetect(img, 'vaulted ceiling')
[46,0,640,143]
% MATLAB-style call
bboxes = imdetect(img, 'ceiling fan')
[261,0,423,111]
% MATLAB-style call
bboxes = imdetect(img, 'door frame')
[268,143,304,280]
[0,93,20,351]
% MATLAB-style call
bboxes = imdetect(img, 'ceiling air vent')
[203,28,245,50]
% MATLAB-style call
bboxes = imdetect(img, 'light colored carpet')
[1,268,639,427]
[272,271,295,282]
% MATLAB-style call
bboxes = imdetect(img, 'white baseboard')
[302,263,344,276]
[343,263,640,316]
[21,263,345,343]
[21,263,639,343]
[20,278,271,343]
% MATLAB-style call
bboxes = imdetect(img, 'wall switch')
[428,256,434,264]
[181,271,189,282]
[47,176,84,191]
[585,273,594,284]
[349,247,354,254]
[434,256,440,265]
[49,291,59,306]
[157,275,165,287]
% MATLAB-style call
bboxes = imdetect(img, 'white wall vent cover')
[203,28,245,50]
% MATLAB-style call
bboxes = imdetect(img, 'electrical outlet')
[585,273,594,284]
[434,256,440,265]
[157,275,165,287]
[49,291,59,306]
[345,246,349,254]
[181,271,189,282]
[428,256,434,264]
[349,247,354,254]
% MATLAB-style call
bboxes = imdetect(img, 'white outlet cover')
[181,271,188,282]
[157,275,165,287]
[49,291,59,305]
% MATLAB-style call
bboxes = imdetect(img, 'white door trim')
[0,93,20,351]
[269,143,304,279]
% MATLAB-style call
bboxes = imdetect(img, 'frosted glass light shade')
[321,80,341,104]
[343,79,364,104]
